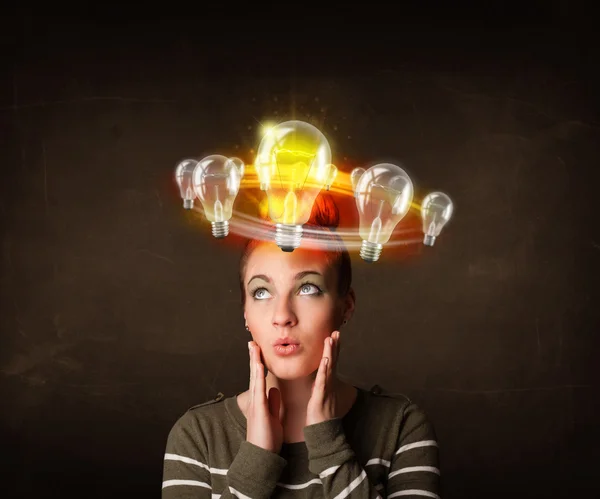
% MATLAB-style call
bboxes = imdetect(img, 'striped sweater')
[162,385,440,499]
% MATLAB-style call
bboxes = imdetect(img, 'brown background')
[1,6,598,499]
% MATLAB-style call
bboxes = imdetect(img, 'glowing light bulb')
[192,155,241,238]
[421,191,454,246]
[355,163,414,262]
[325,164,338,191]
[350,167,366,199]
[175,159,198,209]
[229,157,245,178]
[254,120,332,251]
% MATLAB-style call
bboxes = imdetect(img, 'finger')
[249,342,254,403]
[255,345,266,407]
[329,333,336,372]
[249,341,253,381]
[317,355,329,395]
[326,336,334,378]
[334,331,340,372]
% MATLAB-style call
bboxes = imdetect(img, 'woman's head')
[238,193,355,380]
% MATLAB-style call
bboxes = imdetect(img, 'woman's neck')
[265,370,320,415]
[237,373,357,443]
[266,371,355,424]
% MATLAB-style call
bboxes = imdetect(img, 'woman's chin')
[268,358,316,380]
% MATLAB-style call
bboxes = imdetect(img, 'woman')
[162,194,441,499]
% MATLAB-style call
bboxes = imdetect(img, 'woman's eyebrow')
[247,274,270,286]
[247,270,322,287]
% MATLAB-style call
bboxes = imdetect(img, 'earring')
[245,324,249,331]
[343,319,348,325]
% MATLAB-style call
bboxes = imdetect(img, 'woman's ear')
[342,287,356,322]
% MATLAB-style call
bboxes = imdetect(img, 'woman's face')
[243,242,350,380]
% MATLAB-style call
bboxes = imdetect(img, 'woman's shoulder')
[187,391,227,411]
[169,392,229,432]
[363,384,436,432]
[363,384,413,410]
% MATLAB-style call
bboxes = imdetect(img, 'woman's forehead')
[245,243,330,276]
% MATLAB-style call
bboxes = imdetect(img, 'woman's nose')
[272,298,298,328]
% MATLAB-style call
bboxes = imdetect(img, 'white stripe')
[388,490,440,499]
[165,446,439,492]
[164,453,228,475]
[162,479,211,489]
[389,466,440,479]
[333,469,367,499]
[229,486,253,499]
[395,440,438,455]
[320,464,342,478]
[366,457,391,468]
[277,478,322,489]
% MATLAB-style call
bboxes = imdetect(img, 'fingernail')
[329,338,333,346]
[248,341,252,351]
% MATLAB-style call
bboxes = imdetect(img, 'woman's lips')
[273,344,301,356]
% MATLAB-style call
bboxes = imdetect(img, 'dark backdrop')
[1,6,598,499]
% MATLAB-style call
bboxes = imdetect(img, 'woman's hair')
[239,193,352,308]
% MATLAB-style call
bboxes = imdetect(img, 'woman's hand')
[306,330,341,427]
[246,341,284,454]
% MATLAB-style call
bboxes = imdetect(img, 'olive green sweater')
[162,385,440,499]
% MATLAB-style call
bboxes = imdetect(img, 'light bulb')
[324,164,338,191]
[175,159,198,209]
[355,163,414,262]
[229,157,245,178]
[350,167,365,199]
[254,120,332,252]
[421,191,453,246]
[192,155,241,238]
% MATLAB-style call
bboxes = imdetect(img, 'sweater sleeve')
[162,411,288,499]
[304,417,384,499]
[303,403,440,499]
[385,403,441,498]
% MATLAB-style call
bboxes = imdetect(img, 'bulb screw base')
[211,221,229,238]
[360,240,383,262]
[183,199,193,209]
[275,224,303,252]
[423,234,436,246]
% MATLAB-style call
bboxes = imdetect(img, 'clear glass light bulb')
[421,191,453,246]
[355,163,414,262]
[350,167,366,199]
[192,155,241,238]
[325,164,338,191]
[254,120,332,252]
[229,157,245,178]
[175,159,198,209]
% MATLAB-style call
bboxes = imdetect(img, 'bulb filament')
[214,199,224,222]
[283,191,298,224]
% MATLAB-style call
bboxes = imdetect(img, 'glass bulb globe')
[192,155,241,238]
[229,157,245,178]
[355,163,414,262]
[421,191,453,246]
[350,167,366,199]
[254,120,332,252]
[324,164,338,191]
[175,159,198,209]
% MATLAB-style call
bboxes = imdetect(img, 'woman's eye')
[300,283,320,294]
[253,288,271,299]
[252,284,321,300]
